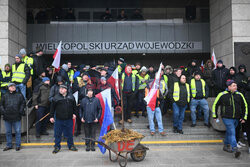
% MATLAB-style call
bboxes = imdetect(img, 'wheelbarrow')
[83,138,149,167]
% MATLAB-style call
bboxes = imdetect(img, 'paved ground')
[0,144,249,167]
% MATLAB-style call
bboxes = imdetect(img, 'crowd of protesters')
[0,48,250,158]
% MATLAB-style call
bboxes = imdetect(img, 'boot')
[223,144,232,153]
[232,147,241,158]
[91,142,96,151]
[86,144,90,152]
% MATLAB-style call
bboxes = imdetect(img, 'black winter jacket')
[212,65,229,90]
[58,69,70,86]
[80,97,102,123]
[50,93,77,120]
[213,90,248,120]
[0,91,25,122]
[235,72,248,94]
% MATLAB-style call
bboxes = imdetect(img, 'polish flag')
[200,60,204,72]
[52,41,62,71]
[211,48,217,69]
[96,89,112,126]
[107,67,120,100]
[144,63,162,111]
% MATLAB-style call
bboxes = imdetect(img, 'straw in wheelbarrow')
[102,129,144,145]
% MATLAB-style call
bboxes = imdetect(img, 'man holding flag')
[144,63,167,136]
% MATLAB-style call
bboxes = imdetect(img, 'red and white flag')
[96,89,112,126]
[52,41,62,71]
[211,48,217,69]
[144,63,162,111]
[107,67,120,100]
[200,60,204,72]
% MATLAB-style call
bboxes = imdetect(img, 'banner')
[33,41,202,54]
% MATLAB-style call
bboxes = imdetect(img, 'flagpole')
[120,89,125,132]
[51,68,55,80]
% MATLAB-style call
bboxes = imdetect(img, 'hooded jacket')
[235,64,248,94]
[227,67,237,80]
[185,60,202,82]
[203,60,215,87]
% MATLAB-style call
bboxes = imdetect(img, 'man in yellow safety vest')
[135,66,149,117]
[120,65,139,124]
[11,54,30,98]
[169,74,190,134]
[190,71,209,128]
[0,64,12,95]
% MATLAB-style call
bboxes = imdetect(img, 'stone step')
[2,111,225,146]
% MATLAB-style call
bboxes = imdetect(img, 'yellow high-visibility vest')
[163,75,168,85]
[173,82,190,103]
[121,73,136,91]
[1,71,11,87]
[23,56,33,75]
[12,63,25,83]
[68,69,74,82]
[137,74,149,90]
[190,78,206,98]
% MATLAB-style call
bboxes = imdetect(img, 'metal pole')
[121,89,125,132]
[26,98,31,143]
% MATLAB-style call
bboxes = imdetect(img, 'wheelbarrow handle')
[82,138,107,146]
[82,138,113,151]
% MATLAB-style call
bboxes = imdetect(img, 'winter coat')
[32,83,50,107]
[235,67,248,95]
[79,96,102,123]
[185,60,202,82]
[0,91,25,122]
[212,65,229,90]
[50,93,77,120]
[203,60,215,87]
[33,54,47,78]
[58,68,70,86]
[213,90,248,120]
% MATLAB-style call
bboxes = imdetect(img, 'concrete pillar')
[210,0,234,67]
[210,0,250,68]
[0,0,26,69]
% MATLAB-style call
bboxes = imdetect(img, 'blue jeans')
[4,121,21,148]
[54,119,74,149]
[36,107,48,134]
[147,107,164,133]
[173,103,187,130]
[190,99,209,124]
[16,83,26,99]
[222,118,238,150]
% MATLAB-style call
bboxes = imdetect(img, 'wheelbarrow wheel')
[130,150,147,162]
